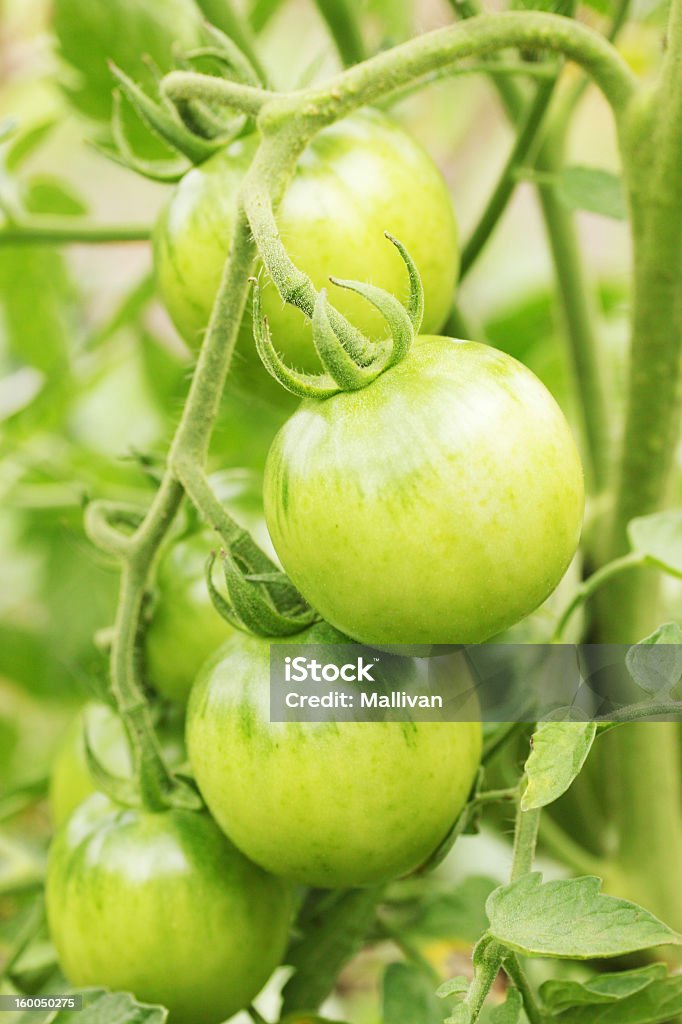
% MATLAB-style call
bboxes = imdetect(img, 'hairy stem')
[162,71,272,116]
[511,803,540,881]
[503,954,546,1024]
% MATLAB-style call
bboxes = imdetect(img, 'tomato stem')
[502,954,546,1024]
[599,0,682,641]
[162,70,272,116]
[511,802,540,882]
[0,219,150,245]
[459,71,561,281]
[552,551,644,641]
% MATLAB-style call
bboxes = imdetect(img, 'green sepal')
[165,770,204,811]
[328,275,414,370]
[220,549,319,636]
[312,288,385,390]
[385,232,424,332]
[109,62,220,164]
[252,279,341,399]
[94,136,189,183]
[205,550,251,631]
[190,22,263,87]
[206,551,318,638]
[83,722,141,810]
[251,238,423,399]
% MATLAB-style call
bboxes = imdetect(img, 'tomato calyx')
[206,549,320,637]
[105,24,262,183]
[80,703,203,814]
[252,233,425,399]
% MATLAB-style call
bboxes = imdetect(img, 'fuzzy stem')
[511,803,541,881]
[503,954,546,1024]
[296,12,636,121]
[162,70,272,116]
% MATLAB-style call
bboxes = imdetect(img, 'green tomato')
[154,110,458,389]
[187,625,482,888]
[145,469,272,703]
[49,703,185,828]
[47,795,292,1024]
[263,336,584,646]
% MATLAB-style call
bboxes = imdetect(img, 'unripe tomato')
[49,703,185,827]
[187,625,482,888]
[154,110,458,392]
[145,469,272,703]
[263,336,584,646]
[47,795,292,1024]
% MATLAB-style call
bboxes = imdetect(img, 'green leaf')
[4,121,57,171]
[445,1006,472,1024]
[0,242,77,429]
[544,975,682,1024]
[489,987,522,1023]
[383,963,443,1024]
[540,963,668,1012]
[281,888,382,1014]
[437,977,469,999]
[556,166,626,220]
[521,721,597,810]
[580,0,609,13]
[486,874,681,958]
[24,177,88,217]
[628,509,682,577]
[395,877,499,944]
[52,989,168,1022]
[626,624,682,699]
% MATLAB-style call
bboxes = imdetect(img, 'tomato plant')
[263,335,584,646]
[2,0,682,1022]
[47,794,292,1024]
[187,625,482,887]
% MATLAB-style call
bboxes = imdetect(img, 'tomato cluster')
[47,110,583,1024]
